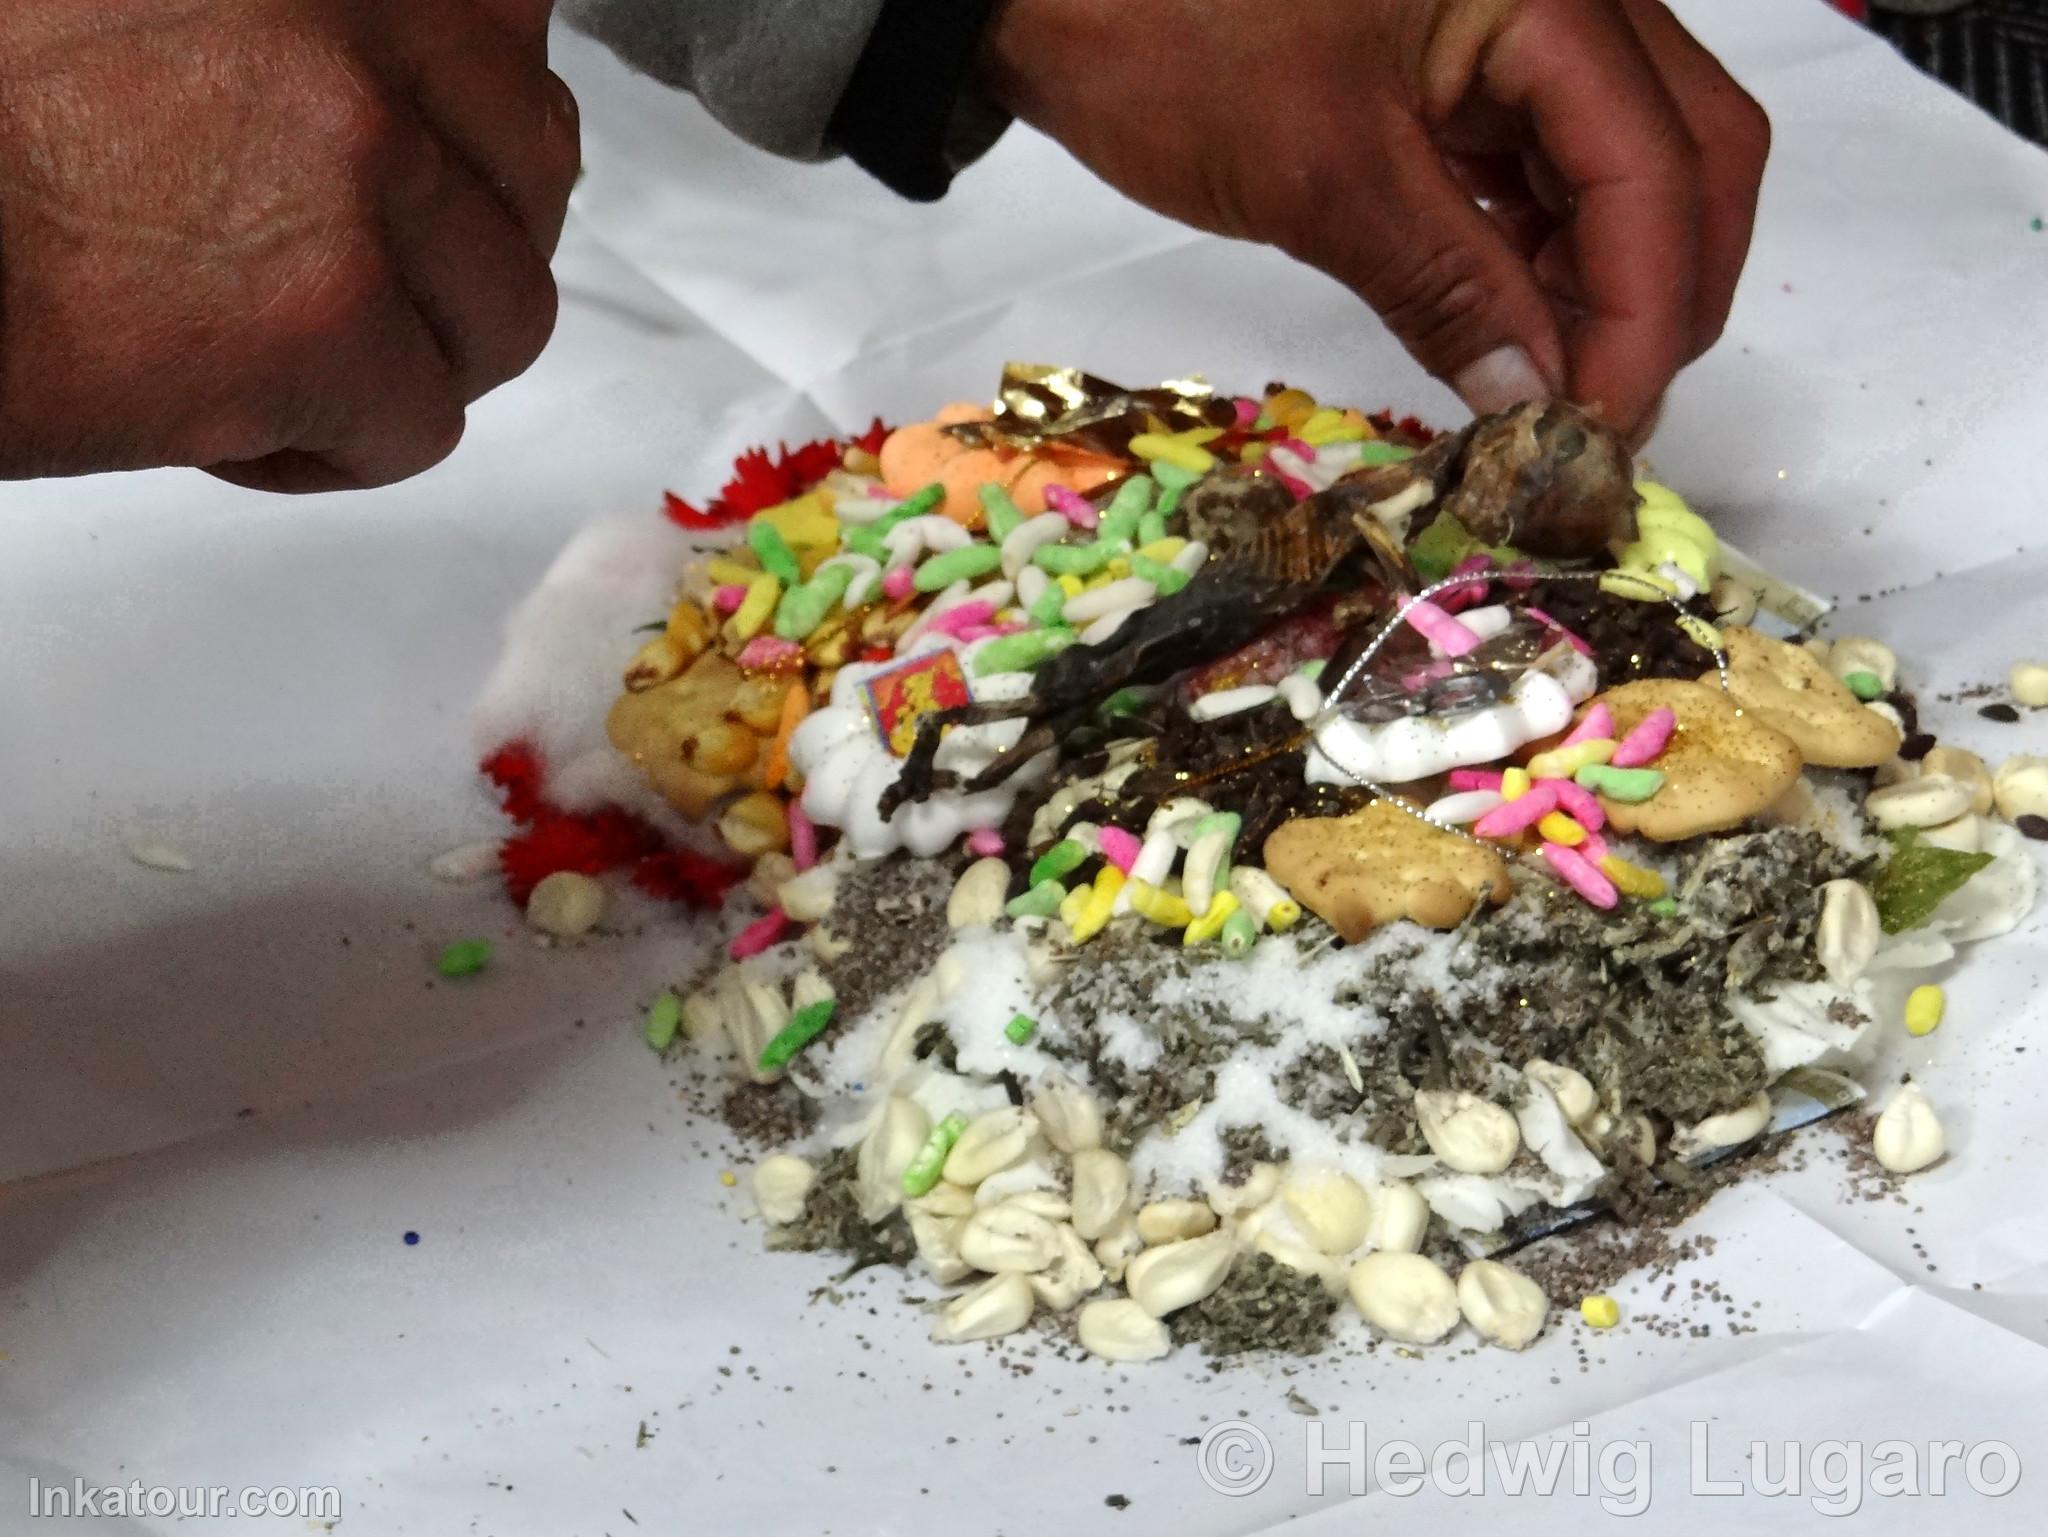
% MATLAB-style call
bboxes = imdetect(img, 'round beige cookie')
[1595,679,1803,841]
[1263,799,1511,942]
[1707,627,1901,769]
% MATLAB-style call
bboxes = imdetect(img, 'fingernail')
[1453,346,1553,417]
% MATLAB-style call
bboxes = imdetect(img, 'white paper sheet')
[5,0,2048,1530]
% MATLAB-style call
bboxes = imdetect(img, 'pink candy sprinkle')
[1401,660,1455,692]
[924,601,997,639]
[1501,561,1540,592]
[729,907,790,960]
[713,584,747,614]
[1472,784,1559,840]
[1611,707,1676,768]
[1271,436,1314,464]
[1545,778,1607,833]
[1435,555,1495,614]
[1542,842,1619,909]
[1044,485,1099,530]
[787,801,819,872]
[966,828,1005,857]
[1096,826,1143,873]
[1523,607,1594,656]
[1233,397,1261,427]
[1563,702,1615,746]
[1272,469,1315,500]
[1448,768,1506,793]
[1579,832,1610,865]
[1402,599,1485,658]
[736,635,803,670]
[881,566,915,602]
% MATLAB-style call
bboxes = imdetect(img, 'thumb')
[1297,115,1565,416]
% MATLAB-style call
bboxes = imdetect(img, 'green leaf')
[1407,510,1523,584]
[1869,829,1994,934]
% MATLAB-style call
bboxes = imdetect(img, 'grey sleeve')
[560,0,886,162]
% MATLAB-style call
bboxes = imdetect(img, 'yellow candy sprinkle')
[1537,812,1587,847]
[1136,538,1188,565]
[1676,615,1725,653]
[1126,878,1194,928]
[1265,389,1316,429]
[1058,884,1089,929]
[1580,1295,1621,1330]
[1526,740,1616,781]
[706,556,761,587]
[1501,767,1532,801]
[1600,568,1679,602]
[1598,856,1667,900]
[1905,984,1946,1037]
[1105,557,1132,580]
[724,574,782,644]
[1127,433,1216,475]
[1070,866,1126,944]
[1238,441,1269,464]
[1264,899,1301,932]
[1297,408,1345,442]
[1057,573,1085,599]
[1183,890,1240,947]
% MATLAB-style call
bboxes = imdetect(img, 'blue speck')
[403,1231,420,1246]
[851,1082,864,1092]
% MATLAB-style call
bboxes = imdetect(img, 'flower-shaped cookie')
[1594,679,1802,841]
[1706,627,1901,769]
[1263,799,1512,941]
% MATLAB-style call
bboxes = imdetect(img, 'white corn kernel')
[1252,1231,1347,1295]
[748,852,797,908]
[942,1107,1037,1188]
[1029,1223,1106,1312]
[1585,1110,1657,1166]
[1414,1090,1521,1174]
[1865,774,1971,831]
[680,989,726,1045]
[1993,755,2048,822]
[1280,1171,1373,1255]
[946,857,1011,929]
[1347,1252,1461,1344]
[777,863,839,923]
[1675,1091,1771,1158]
[1816,879,1882,988]
[908,1208,973,1284]
[909,1181,976,1218]
[1923,746,1995,815]
[1205,1162,1281,1217]
[1865,700,1905,734]
[996,1186,1073,1223]
[1523,1060,1598,1127]
[1364,1182,1431,1254]
[1829,636,1897,692]
[1092,1216,1144,1283]
[1457,1259,1549,1350]
[789,968,833,1012]
[855,1097,930,1222]
[1708,575,1758,628]
[807,924,851,961]
[1030,1072,1105,1154]
[1872,1084,1946,1174]
[1921,815,1983,854]
[1077,1298,1172,1362]
[1070,1148,1132,1240]
[525,870,607,938]
[1125,1231,1235,1316]
[427,840,500,884]
[751,1154,816,1225]
[2010,662,2048,708]
[1136,1199,1218,1245]
[931,1273,1035,1344]
[958,1202,1062,1273]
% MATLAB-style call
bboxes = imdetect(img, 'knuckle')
[1728,91,1772,173]
[296,57,406,170]
[1362,241,1498,361]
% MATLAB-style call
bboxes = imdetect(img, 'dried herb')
[1869,830,1993,934]
[1177,1253,1339,1359]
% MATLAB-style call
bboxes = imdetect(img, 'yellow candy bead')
[1183,890,1240,947]
[1580,1295,1621,1330]
[1526,740,1616,781]
[1537,812,1587,847]
[1126,878,1194,928]
[1501,767,1532,801]
[1598,856,1667,900]
[723,574,782,644]
[1904,984,1945,1037]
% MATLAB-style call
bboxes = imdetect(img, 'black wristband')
[829,0,1006,201]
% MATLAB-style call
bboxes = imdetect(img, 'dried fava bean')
[942,1107,1037,1188]
[1030,1072,1105,1153]
[1206,1162,1281,1218]
[1125,1231,1235,1316]
[2011,661,2048,708]
[1077,1297,1172,1362]
[1135,1199,1218,1245]
[1348,1252,1461,1344]
[1993,755,2048,822]
[1673,1091,1771,1158]
[1815,879,1882,988]
[1865,774,1972,831]
[1030,1223,1107,1311]
[907,1207,973,1284]
[1872,1084,1945,1174]
[1364,1182,1430,1254]
[931,1273,1035,1344]
[1457,1260,1549,1350]
[1071,1149,1133,1240]
[1523,1060,1598,1127]
[752,1155,816,1225]
[1922,746,1994,814]
[946,857,1011,929]
[1414,1090,1520,1174]
[525,870,607,938]
[1280,1171,1373,1255]
[958,1202,1062,1273]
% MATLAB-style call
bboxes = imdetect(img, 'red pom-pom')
[480,740,547,825]
[633,848,745,910]
[850,417,891,456]
[663,490,740,530]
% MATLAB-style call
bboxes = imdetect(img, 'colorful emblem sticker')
[863,649,975,757]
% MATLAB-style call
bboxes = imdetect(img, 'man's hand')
[0,0,578,490]
[980,0,1767,442]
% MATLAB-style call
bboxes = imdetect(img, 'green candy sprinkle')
[1358,441,1418,466]
[901,1111,969,1197]
[436,939,492,978]
[1575,763,1666,802]
[974,627,1075,675]
[1220,910,1259,958]
[757,997,836,1073]
[1296,659,1326,680]
[644,992,683,1051]
[1027,586,1067,627]
[842,525,887,562]
[775,563,854,639]
[1030,837,1089,886]
[1106,474,1155,520]
[1100,686,1150,718]
[1137,510,1168,547]
[875,483,944,532]
[1649,898,1679,919]
[1130,554,1188,595]
[1149,460,1201,491]
[979,483,1025,541]
[1841,670,1885,701]
[747,521,802,586]
[914,543,1003,592]
[1005,879,1067,919]
[1004,1013,1037,1045]
[1032,542,1112,577]
[1155,483,1185,521]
